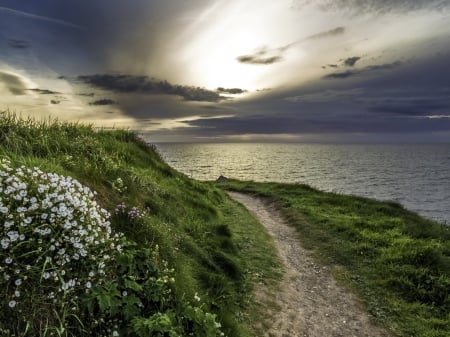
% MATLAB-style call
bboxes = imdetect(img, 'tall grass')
[0,111,281,336]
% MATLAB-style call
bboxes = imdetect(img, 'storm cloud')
[324,61,402,79]
[28,88,61,95]
[236,48,284,65]
[344,56,361,67]
[368,100,449,116]
[180,112,450,136]
[293,0,450,13]
[78,74,224,102]
[89,99,117,106]
[217,87,247,95]
[1,0,450,142]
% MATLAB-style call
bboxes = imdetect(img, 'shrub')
[0,159,122,335]
[0,160,225,337]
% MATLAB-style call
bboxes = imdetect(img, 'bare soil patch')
[228,192,391,337]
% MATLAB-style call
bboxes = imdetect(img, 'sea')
[155,143,450,225]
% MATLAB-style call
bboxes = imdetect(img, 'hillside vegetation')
[3,110,449,337]
[217,179,450,337]
[0,112,281,337]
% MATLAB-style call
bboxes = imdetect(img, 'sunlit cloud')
[0,71,28,95]
[1,0,450,142]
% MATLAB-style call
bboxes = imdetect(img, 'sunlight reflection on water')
[156,143,450,224]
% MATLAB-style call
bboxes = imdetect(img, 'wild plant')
[0,159,225,336]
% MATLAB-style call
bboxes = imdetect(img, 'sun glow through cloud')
[1,0,450,142]
[173,0,302,91]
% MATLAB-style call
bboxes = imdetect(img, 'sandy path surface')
[228,192,391,337]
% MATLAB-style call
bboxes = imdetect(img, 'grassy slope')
[217,179,450,337]
[5,111,449,336]
[0,112,281,336]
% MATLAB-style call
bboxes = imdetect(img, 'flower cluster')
[115,202,147,219]
[0,159,122,311]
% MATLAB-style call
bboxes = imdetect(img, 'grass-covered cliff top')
[218,180,450,337]
[0,112,281,336]
[1,111,449,337]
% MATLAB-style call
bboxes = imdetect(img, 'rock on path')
[228,192,391,337]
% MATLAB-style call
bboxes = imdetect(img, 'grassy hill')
[0,111,281,337]
[2,111,449,337]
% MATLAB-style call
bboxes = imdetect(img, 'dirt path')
[228,192,391,337]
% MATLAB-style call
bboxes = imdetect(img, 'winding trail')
[228,192,391,337]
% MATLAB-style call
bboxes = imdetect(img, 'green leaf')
[92,283,122,314]
[124,278,143,292]
[123,295,142,320]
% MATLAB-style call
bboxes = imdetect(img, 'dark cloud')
[217,87,247,95]
[28,88,61,95]
[293,0,450,13]
[366,61,402,71]
[236,53,283,65]
[89,98,116,106]
[43,1,215,74]
[7,39,30,49]
[238,26,346,66]
[344,56,361,67]
[0,72,27,95]
[1,1,214,77]
[324,61,402,79]
[78,74,224,102]
[285,88,364,103]
[323,70,355,79]
[204,50,450,140]
[322,56,361,70]
[181,112,450,136]
[367,98,449,116]
[306,26,345,40]
[200,105,225,110]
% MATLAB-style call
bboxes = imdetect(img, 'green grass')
[6,109,449,336]
[217,179,450,337]
[0,111,281,336]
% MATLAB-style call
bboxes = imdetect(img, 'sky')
[1,0,450,143]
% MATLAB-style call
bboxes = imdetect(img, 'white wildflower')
[7,231,19,242]
[1,238,9,249]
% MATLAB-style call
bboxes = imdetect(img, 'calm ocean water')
[156,143,450,224]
